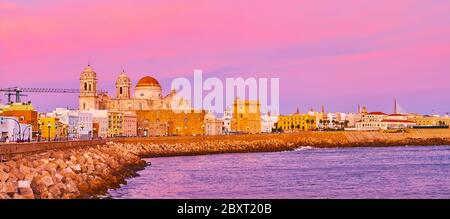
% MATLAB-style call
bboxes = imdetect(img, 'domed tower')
[116,70,132,99]
[134,76,162,100]
[79,65,98,110]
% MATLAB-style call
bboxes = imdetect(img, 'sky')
[0,0,449,115]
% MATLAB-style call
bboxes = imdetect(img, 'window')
[89,84,92,91]
[84,83,87,91]
[120,87,123,95]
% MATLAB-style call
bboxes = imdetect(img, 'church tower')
[116,70,132,99]
[79,65,98,110]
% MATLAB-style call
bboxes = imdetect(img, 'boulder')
[18,180,31,189]
[18,188,35,199]
[4,181,18,194]
[0,192,11,199]
[39,175,55,187]
[0,170,8,182]
[13,193,25,199]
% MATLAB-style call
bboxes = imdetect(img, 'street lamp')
[72,126,77,140]
[80,123,85,140]
[47,122,51,142]
[54,124,58,141]
[38,119,42,142]
[63,125,67,141]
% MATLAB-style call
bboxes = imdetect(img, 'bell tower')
[79,64,98,110]
[116,70,132,99]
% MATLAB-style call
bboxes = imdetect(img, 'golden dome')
[136,76,160,88]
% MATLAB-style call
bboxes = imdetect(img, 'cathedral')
[78,65,190,112]
[78,65,208,136]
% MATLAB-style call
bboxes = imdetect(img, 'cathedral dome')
[136,76,160,88]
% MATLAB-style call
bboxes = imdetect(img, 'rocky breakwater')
[0,142,146,199]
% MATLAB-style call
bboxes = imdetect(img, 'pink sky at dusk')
[1,0,449,115]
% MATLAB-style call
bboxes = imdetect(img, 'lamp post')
[63,125,67,141]
[47,122,51,142]
[22,124,32,142]
[72,127,77,140]
[80,123,85,140]
[54,124,58,141]
[38,119,42,142]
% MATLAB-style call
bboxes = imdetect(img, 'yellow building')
[277,113,317,131]
[231,99,261,134]
[38,117,66,141]
[0,103,38,136]
[410,116,450,127]
[135,109,206,136]
[108,111,123,137]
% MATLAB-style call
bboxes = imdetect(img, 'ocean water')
[108,145,450,199]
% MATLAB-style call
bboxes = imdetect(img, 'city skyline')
[1,0,449,115]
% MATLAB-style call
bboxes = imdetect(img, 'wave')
[294,146,314,151]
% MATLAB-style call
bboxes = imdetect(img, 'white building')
[355,112,416,130]
[84,109,108,138]
[261,112,278,133]
[77,111,93,139]
[346,113,363,127]
[222,108,232,134]
[355,112,388,130]
[0,116,32,142]
[204,112,224,135]
[48,108,80,139]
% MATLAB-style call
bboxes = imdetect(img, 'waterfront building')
[222,107,232,134]
[261,111,278,133]
[78,66,190,112]
[355,112,388,130]
[355,112,416,130]
[231,98,261,134]
[409,115,450,127]
[277,111,316,132]
[0,102,38,137]
[204,112,224,135]
[38,117,66,141]
[85,109,109,138]
[77,111,93,139]
[47,108,81,139]
[77,65,205,136]
[108,111,123,137]
[0,116,32,142]
[122,113,137,137]
[135,109,206,136]
[346,113,363,128]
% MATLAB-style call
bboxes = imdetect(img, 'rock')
[54,173,64,182]
[56,160,68,169]
[48,183,65,199]
[70,164,81,172]
[39,175,54,187]
[0,192,11,199]
[18,188,35,199]
[0,170,8,182]
[13,193,25,199]
[18,180,31,189]
[4,181,18,194]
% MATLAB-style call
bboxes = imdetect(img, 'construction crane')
[0,87,106,103]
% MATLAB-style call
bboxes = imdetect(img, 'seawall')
[1,129,450,199]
